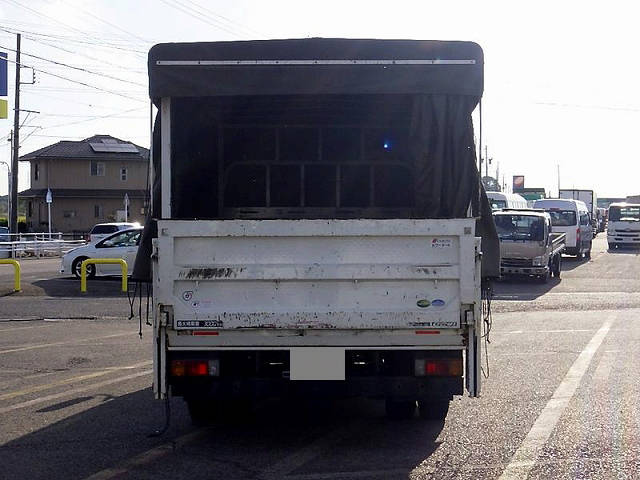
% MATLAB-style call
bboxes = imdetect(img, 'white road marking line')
[83,428,210,480]
[0,360,152,401]
[498,316,613,480]
[0,323,51,333]
[0,332,133,354]
[0,370,151,414]
[259,422,364,480]
[494,329,593,335]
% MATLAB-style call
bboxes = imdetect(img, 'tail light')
[415,358,463,377]
[170,359,220,377]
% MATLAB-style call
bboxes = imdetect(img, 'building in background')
[19,135,149,234]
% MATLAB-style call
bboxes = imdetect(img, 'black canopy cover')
[134,38,499,281]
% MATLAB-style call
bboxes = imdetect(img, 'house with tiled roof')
[19,135,149,234]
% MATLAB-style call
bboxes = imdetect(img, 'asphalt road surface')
[1,235,638,479]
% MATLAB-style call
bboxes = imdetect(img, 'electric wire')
[0,43,146,87]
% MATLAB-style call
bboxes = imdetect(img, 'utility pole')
[10,33,20,234]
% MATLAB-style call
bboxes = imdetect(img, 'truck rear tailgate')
[156,219,478,331]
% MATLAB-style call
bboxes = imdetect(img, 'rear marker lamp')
[170,359,220,377]
[414,358,463,377]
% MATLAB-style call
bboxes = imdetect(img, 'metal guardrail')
[0,259,21,292]
[0,238,87,258]
[80,258,128,293]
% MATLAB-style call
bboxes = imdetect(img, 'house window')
[120,167,128,181]
[94,204,103,218]
[63,210,76,218]
[34,163,39,181]
[90,161,105,176]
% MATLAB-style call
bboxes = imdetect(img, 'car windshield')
[99,230,141,248]
[609,206,640,222]
[494,215,545,241]
[547,210,577,226]
[91,225,118,234]
[490,199,507,210]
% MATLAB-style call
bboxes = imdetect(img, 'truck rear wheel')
[385,399,416,420]
[418,399,450,420]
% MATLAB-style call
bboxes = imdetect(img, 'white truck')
[607,202,640,249]
[559,189,598,236]
[137,38,499,422]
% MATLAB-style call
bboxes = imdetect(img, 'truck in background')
[486,192,528,210]
[494,209,565,282]
[559,189,598,236]
[607,202,640,249]
[136,38,499,423]
[533,198,593,258]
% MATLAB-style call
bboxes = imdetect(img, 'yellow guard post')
[81,258,128,293]
[0,259,20,291]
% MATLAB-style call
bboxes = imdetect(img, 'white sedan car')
[61,227,143,278]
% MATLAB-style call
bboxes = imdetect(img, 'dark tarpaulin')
[148,38,483,100]
[133,39,499,281]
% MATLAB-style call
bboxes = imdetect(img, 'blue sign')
[0,52,7,97]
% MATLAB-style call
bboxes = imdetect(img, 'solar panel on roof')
[89,142,139,153]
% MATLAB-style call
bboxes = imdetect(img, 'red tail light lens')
[170,359,218,377]
[415,358,463,376]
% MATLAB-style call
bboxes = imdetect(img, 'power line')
[0,28,147,74]
[56,0,155,45]
[38,107,147,129]
[0,54,146,103]
[0,0,147,55]
[158,0,248,38]
[182,0,269,37]
[0,43,146,87]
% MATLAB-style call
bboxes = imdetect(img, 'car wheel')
[385,399,416,420]
[608,242,617,250]
[72,257,96,279]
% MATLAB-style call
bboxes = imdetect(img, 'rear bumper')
[173,376,463,401]
[168,349,463,401]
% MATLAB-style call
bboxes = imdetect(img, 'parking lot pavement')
[0,233,638,479]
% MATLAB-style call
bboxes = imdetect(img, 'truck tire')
[553,256,562,278]
[385,399,416,420]
[538,268,550,283]
[418,399,450,421]
[608,242,617,250]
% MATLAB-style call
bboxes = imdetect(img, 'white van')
[607,202,640,249]
[486,192,529,210]
[533,198,593,257]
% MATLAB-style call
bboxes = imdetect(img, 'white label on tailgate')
[431,238,452,248]
[290,347,345,381]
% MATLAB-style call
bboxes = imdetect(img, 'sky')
[0,0,638,198]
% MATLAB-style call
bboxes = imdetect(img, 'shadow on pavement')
[31,276,134,298]
[1,389,445,480]
[0,388,191,480]
[492,275,560,301]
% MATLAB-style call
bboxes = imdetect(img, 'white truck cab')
[607,202,640,249]
[533,198,592,258]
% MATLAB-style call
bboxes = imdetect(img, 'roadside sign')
[0,99,6,119]
[46,188,52,203]
[0,52,7,96]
